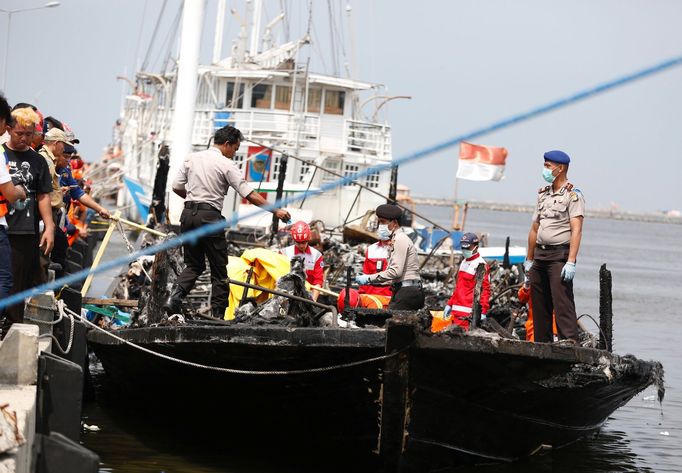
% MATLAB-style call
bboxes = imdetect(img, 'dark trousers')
[176,207,229,314]
[3,233,41,333]
[388,284,425,310]
[0,226,13,336]
[51,226,68,279]
[529,247,578,342]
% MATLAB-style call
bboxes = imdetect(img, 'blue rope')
[1,54,681,311]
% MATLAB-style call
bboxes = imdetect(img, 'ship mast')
[167,0,205,225]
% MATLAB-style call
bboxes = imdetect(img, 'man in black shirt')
[1,107,54,335]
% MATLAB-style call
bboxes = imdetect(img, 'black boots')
[212,306,226,320]
[163,286,186,315]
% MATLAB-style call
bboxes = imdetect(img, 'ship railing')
[191,108,320,149]
[188,109,392,158]
[345,119,392,160]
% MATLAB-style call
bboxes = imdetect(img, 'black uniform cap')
[375,204,403,221]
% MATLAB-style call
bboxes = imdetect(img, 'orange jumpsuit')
[518,285,557,341]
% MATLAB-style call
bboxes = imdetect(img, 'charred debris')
[106,218,586,349]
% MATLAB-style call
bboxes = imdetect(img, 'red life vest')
[280,244,324,286]
[359,241,392,297]
[446,253,491,329]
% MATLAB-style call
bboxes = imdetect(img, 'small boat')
[87,308,663,471]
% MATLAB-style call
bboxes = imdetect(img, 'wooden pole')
[309,285,339,298]
[379,314,417,471]
[111,215,168,238]
[81,211,120,296]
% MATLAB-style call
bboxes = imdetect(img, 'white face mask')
[377,224,391,241]
[462,249,474,258]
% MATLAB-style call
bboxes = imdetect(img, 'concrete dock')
[0,294,98,473]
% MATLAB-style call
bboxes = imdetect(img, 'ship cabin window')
[274,85,292,110]
[365,171,381,189]
[232,153,245,171]
[324,90,345,115]
[307,88,322,113]
[271,154,281,180]
[343,163,359,187]
[298,160,312,182]
[225,81,245,108]
[322,159,340,183]
[251,83,273,109]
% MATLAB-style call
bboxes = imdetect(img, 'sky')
[2,0,682,213]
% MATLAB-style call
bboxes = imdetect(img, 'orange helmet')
[290,221,311,243]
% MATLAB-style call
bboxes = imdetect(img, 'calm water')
[82,208,682,472]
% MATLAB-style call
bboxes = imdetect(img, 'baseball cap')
[460,232,480,249]
[44,127,75,146]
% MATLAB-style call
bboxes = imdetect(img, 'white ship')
[115,0,397,230]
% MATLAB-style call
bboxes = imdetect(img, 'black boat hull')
[87,323,661,471]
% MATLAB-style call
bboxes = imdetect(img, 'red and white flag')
[456,142,508,182]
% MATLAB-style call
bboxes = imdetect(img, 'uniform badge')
[570,191,578,202]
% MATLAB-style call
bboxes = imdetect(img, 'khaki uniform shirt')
[532,183,585,245]
[368,228,421,284]
[172,147,253,212]
[38,147,63,209]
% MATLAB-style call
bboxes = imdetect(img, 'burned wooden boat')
[86,266,664,472]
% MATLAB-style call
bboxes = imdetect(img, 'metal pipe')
[167,0,205,225]
[226,278,337,314]
[212,0,226,64]
[343,187,362,227]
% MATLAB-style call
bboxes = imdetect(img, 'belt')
[184,201,219,212]
[536,243,569,250]
[395,279,422,288]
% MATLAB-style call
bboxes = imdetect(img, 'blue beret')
[544,150,570,164]
[460,232,480,249]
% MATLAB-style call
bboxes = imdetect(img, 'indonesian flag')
[456,142,508,182]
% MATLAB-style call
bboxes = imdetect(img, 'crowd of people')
[0,92,110,339]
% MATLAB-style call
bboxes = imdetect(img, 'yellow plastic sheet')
[225,248,292,319]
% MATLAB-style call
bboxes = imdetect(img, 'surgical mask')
[542,167,556,183]
[462,249,474,258]
[377,224,391,241]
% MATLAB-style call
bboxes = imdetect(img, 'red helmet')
[290,221,311,243]
[70,157,84,170]
[337,288,360,312]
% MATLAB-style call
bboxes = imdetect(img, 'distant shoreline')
[413,197,682,225]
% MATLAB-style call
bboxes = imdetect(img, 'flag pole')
[452,167,461,230]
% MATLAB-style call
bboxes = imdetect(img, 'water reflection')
[461,429,653,473]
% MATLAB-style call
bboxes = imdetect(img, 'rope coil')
[26,300,75,354]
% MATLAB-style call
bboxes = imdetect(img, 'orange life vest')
[0,145,10,217]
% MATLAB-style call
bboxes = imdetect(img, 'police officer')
[355,204,424,310]
[525,150,585,343]
[165,125,290,318]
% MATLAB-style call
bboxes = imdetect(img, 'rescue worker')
[358,236,392,297]
[443,232,490,329]
[280,221,324,301]
[525,150,585,344]
[165,125,290,318]
[355,204,424,310]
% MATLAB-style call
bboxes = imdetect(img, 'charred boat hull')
[401,333,661,470]
[87,319,662,471]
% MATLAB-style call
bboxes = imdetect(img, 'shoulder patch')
[570,191,579,202]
